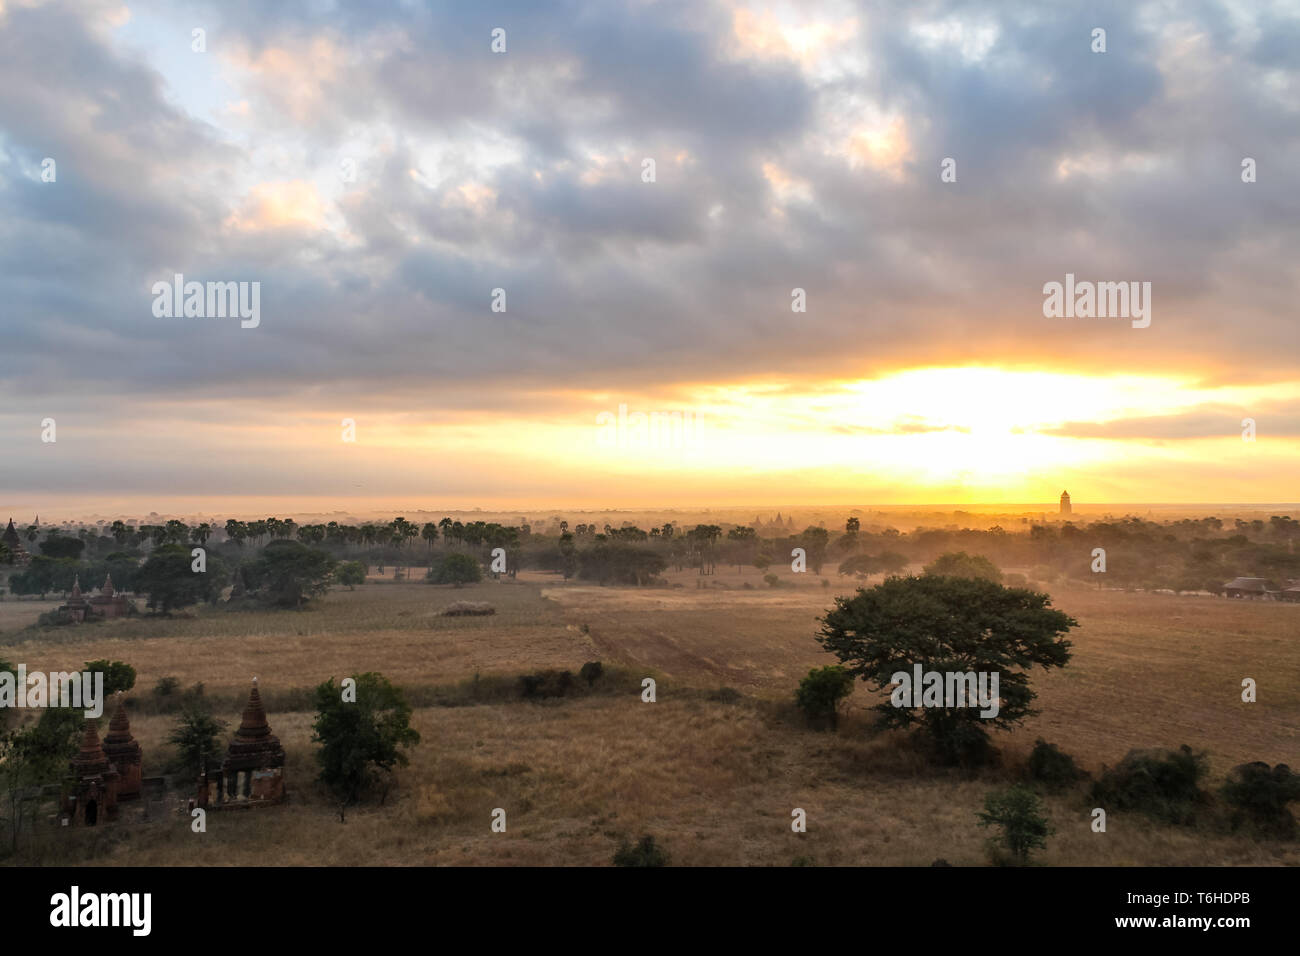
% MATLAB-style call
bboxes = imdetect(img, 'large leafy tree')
[577,542,666,586]
[817,575,1076,764]
[312,673,420,821]
[137,545,227,613]
[427,552,482,587]
[240,540,336,608]
[38,533,84,560]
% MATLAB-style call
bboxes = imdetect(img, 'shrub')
[153,676,182,698]
[166,705,227,775]
[613,835,669,867]
[1090,745,1210,825]
[439,601,495,616]
[1221,762,1300,839]
[1026,739,1087,792]
[763,573,780,588]
[794,666,854,729]
[517,669,575,699]
[977,785,1052,864]
[579,661,604,686]
[335,561,366,589]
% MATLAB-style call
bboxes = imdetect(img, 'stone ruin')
[196,678,287,810]
[55,682,288,828]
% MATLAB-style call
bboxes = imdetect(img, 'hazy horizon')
[6,496,1297,527]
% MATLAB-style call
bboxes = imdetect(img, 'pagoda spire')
[223,677,285,771]
[71,719,112,778]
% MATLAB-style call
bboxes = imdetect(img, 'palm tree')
[225,519,248,548]
[421,522,439,554]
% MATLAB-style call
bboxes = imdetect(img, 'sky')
[0,0,1297,516]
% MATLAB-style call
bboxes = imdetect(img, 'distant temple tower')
[2,518,30,565]
[1059,490,1072,515]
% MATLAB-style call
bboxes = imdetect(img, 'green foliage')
[1221,762,1300,839]
[1026,738,1087,792]
[166,705,227,774]
[312,672,420,818]
[241,540,336,607]
[1090,746,1211,825]
[335,561,367,589]
[977,785,1052,864]
[817,575,1075,765]
[153,676,182,698]
[576,543,666,586]
[0,707,85,851]
[83,659,136,696]
[794,665,854,729]
[427,552,483,587]
[613,835,669,867]
[8,556,79,598]
[137,544,228,612]
[923,551,1003,583]
[38,534,85,560]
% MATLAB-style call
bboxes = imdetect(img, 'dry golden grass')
[547,570,1300,775]
[2,571,1296,866]
[0,580,596,696]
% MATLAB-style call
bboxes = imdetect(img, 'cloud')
[0,0,1297,502]
[1042,402,1300,440]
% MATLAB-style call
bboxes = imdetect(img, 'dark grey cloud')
[0,0,1296,417]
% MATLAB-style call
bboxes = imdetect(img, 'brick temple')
[198,678,287,810]
[63,719,121,826]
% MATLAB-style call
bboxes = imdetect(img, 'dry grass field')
[1,569,1296,867]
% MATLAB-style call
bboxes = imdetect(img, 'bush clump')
[794,665,854,729]
[517,669,575,699]
[977,785,1052,865]
[1026,738,1087,792]
[613,835,669,867]
[1221,762,1300,839]
[1090,745,1211,825]
[439,601,495,616]
[579,661,604,686]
